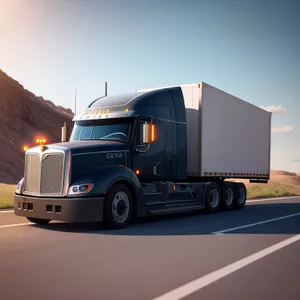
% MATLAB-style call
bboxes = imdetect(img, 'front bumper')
[14,194,105,223]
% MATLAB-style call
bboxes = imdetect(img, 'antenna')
[61,121,67,142]
[105,81,107,97]
[74,89,77,115]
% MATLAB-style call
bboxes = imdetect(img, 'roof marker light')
[36,138,47,145]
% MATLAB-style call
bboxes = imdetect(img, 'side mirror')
[142,123,157,144]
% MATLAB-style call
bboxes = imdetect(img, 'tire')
[234,183,247,209]
[205,183,221,213]
[221,182,235,210]
[26,217,51,225]
[104,183,133,229]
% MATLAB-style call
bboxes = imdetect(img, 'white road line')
[0,210,14,214]
[213,212,300,234]
[247,196,300,203]
[0,223,30,229]
[153,234,300,300]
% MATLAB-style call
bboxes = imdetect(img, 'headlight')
[68,183,94,195]
[15,178,24,194]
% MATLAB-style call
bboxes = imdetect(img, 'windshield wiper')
[80,137,126,143]
[98,138,127,143]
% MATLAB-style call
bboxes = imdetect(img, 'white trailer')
[138,82,272,181]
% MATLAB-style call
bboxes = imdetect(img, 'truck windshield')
[70,119,132,142]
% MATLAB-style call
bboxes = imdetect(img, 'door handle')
[154,162,161,175]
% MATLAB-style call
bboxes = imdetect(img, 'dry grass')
[0,183,16,209]
[232,170,300,199]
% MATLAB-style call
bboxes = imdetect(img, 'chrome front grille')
[23,150,67,196]
[40,153,64,194]
[24,154,41,194]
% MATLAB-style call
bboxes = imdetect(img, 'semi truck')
[14,82,272,229]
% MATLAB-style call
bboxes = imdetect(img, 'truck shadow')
[37,201,300,236]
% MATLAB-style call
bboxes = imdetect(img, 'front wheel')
[104,184,133,229]
[26,217,51,225]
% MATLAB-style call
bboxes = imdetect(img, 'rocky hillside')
[0,69,73,184]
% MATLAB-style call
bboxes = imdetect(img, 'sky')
[0,0,299,172]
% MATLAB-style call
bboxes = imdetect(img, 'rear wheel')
[221,182,235,210]
[104,183,133,229]
[205,183,221,213]
[234,183,247,209]
[26,217,51,225]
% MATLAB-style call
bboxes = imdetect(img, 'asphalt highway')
[1,196,300,300]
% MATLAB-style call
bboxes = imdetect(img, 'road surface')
[1,196,300,300]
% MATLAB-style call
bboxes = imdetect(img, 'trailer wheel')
[26,217,51,225]
[234,183,247,209]
[221,182,235,210]
[205,183,221,213]
[104,183,133,229]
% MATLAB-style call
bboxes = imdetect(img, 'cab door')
[131,117,167,181]
[165,122,177,179]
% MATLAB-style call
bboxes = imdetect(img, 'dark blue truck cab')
[14,83,270,228]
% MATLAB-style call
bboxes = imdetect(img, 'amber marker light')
[35,137,47,151]
[23,145,28,151]
[135,169,140,175]
[149,124,157,142]
[36,137,47,145]
[150,124,155,142]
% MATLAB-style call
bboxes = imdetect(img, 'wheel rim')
[112,191,130,223]
[209,189,219,208]
[238,188,246,205]
[225,188,234,206]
